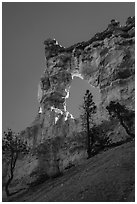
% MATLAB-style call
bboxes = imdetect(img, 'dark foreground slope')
[7,140,134,202]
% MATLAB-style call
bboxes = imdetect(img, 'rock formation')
[3,17,135,187]
[36,16,135,143]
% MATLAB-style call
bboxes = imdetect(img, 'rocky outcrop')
[3,17,135,187]
[36,16,135,142]
[27,16,134,176]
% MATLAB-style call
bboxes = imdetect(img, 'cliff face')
[37,16,134,143]
[3,17,135,186]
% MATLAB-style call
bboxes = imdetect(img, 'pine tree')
[80,90,97,158]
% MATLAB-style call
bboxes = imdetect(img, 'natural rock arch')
[37,25,135,141]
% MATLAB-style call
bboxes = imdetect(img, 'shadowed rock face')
[3,17,135,186]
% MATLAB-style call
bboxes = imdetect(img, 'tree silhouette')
[2,129,28,197]
[80,90,97,158]
[106,101,135,138]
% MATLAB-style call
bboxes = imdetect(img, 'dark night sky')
[2,2,135,132]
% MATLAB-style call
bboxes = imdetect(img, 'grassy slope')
[8,140,135,202]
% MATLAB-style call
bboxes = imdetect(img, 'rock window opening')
[66,76,101,119]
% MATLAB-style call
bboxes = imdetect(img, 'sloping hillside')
[7,140,134,202]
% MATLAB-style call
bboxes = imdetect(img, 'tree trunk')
[87,111,91,158]
[5,174,13,197]
[5,152,18,197]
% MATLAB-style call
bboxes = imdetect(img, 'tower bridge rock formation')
[3,17,135,186]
